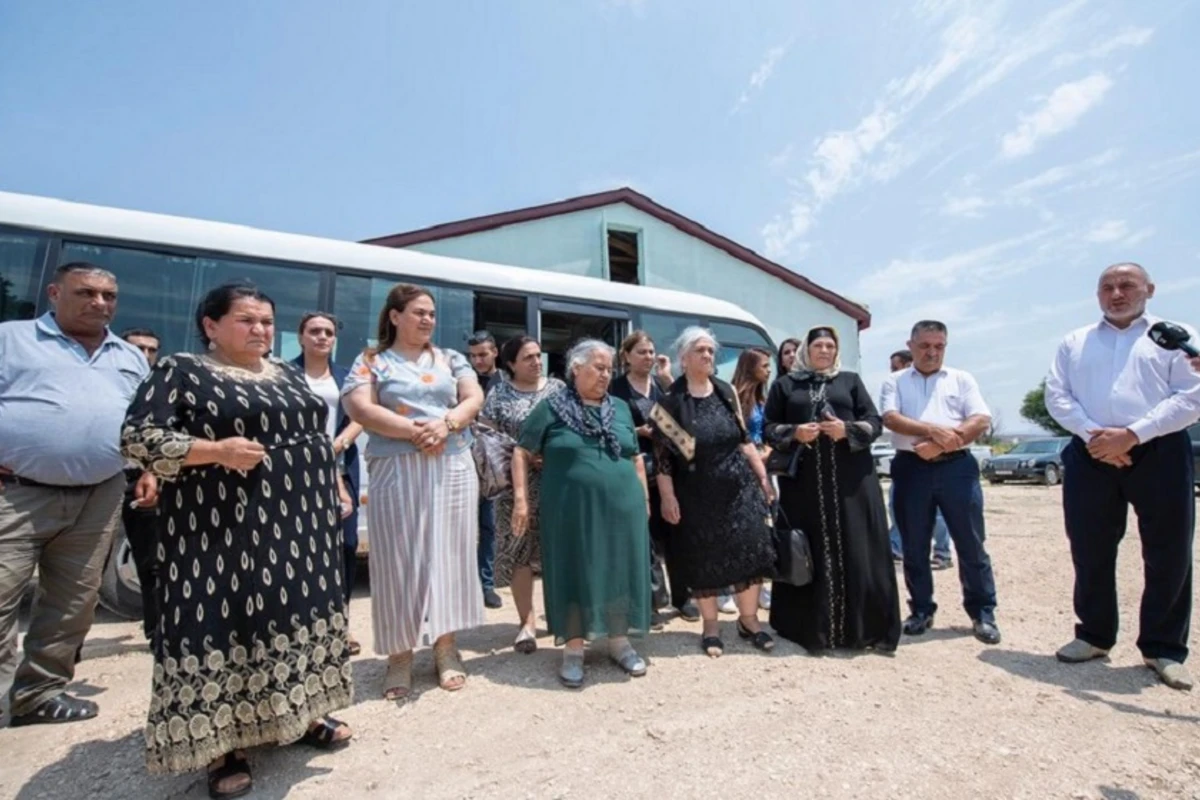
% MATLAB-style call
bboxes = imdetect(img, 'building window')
[0,232,46,322]
[606,228,640,285]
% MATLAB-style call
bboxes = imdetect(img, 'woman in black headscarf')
[764,326,901,653]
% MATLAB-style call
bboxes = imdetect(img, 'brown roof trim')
[362,188,871,330]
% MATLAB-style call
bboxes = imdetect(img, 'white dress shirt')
[1044,314,1200,443]
[879,366,991,452]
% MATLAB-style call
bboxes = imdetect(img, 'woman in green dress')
[511,339,652,688]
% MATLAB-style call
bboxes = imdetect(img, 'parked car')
[871,441,895,477]
[981,437,1070,485]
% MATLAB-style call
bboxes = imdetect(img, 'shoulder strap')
[649,402,696,462]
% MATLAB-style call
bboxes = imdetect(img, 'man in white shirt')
[880,321,999,645]
[1044,262,1200,690]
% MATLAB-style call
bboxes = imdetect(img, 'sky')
[2,0,1199,433]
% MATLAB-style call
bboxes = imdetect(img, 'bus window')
[539,308,624,381]
[59,242,197,356]
[475,293,527,349]
[195,257,322,359]
[332,273,476,367]
[0,231,46,322]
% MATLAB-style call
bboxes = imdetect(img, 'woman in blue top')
[342,284,485,701]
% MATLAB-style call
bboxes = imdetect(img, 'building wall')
[407,202,862,369]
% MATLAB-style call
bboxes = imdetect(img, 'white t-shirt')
[305,372,340,443]
[879,366,990,452]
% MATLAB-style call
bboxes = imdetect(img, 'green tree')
[1020,379,1071,436]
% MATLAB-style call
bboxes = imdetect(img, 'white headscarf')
[793,325,842,378]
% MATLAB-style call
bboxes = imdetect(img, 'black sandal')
[9,693,98,727]
[207,752,252,799]
[298,717,353,751]
[736,619,776,652]
[700,635,724,658]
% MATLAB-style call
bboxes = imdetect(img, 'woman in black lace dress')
[122,284,354,798]
[652,327,777,657]
[764,326,901,653]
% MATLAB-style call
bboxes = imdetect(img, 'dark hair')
[120,327,159,343]
[910,320,948,339]
[618,330,655,368]
[298,311,339,336]
[732,348,772,416]
[195,282,276,348]
[776,337,801,376]
[369,283,434,358]
[53,261,116,284]
[498,334,538,376]
[467,330,496,347]
[890,349,913,366]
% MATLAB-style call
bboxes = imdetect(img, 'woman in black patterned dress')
[763,326,901,653]
[651,327,777,658]
[122,284,355,798]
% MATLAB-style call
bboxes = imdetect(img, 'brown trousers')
[0,474,123,716]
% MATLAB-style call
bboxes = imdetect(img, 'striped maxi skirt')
[364,449,484,654]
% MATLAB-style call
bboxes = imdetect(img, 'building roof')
[363,187,871,330]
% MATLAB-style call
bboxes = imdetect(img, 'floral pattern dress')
[121,354,352,774]
[480,377,565,586]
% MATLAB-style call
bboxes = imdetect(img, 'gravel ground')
[2,483,1199,800]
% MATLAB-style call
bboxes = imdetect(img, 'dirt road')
[2,484,1199,799]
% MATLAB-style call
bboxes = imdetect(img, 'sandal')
[383,651,413,701]
[298,716,353,751]
[434,644,467,692]
[514,626,538,655]
[207,751,252,799]
[736,618,775,652]
[9,693,98,727]
[700,635,724,658]
[347,634,362,657]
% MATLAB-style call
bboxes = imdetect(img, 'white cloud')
[938,0,1088,118]
[1006,148,1121,196]
[805,107,900,203]
[854,229,1053,303]
[941,195,989,218]
[731,42,791,115]
[1085,219,1129,243]
[1052,27,1155,69]
[1123,227,1156,247]
[1000,73,1114,159]
[760,202,814,261]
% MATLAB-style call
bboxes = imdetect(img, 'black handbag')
[766,444,803,478]
[772,505,813,587]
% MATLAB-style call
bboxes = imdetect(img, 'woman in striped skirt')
[342,284,485,700]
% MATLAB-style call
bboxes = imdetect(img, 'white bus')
[0,190,776,616]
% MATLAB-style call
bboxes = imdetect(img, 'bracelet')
[444,414,460,433]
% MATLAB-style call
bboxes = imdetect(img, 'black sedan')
[982,437,1070,486]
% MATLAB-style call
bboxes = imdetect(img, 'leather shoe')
[1144,657,1194,691]
[902,612,935,636]
[972,619,1001,645]
[483,589,503,609]
[675,602,700,623]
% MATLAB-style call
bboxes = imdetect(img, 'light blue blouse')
[342,347,477,458]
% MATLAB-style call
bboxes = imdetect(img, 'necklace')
[201,353,280,382]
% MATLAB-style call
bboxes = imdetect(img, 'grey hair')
[1100,261,1152,283]
[53,261,117,284]
[672,326,718,360]
[565,338,615,382]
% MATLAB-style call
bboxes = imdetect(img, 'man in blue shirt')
[0,263,153,726]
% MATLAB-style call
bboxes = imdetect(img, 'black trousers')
[1061,431,1195,663]
[120,502,160,643]
[648,488,689,610]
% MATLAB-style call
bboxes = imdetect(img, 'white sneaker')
[717,595,737,614]
[1144,657,1194,691]
[758,585,772,611]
